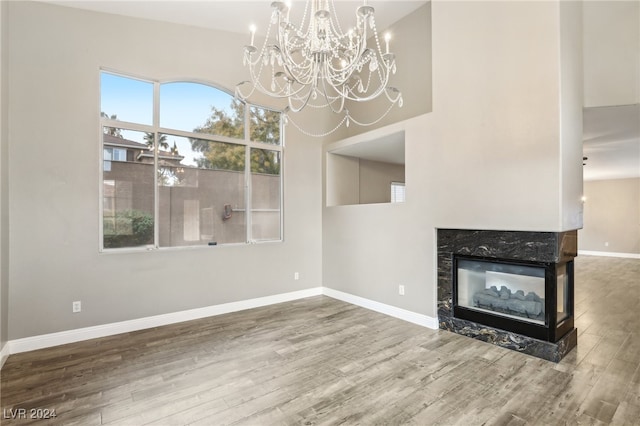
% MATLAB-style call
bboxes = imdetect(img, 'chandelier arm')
[363,60,392,97]
[348,102,396,127]
[296,90,344,109]
[325,61,353,87]
[384,87,403,104]
[239,54,275,99]
[245,54,315,100]
[342,77,389,102]
[281,59,315,88]
[250,82,318,100]
[235,81,256,101]
[284,58,391,103]
[287,82,316,113]
[352,64,390,101]
[352,35,368,71]
[248,64,287,97]
[244,51,268,69]
[320,63,346,114]
[277,75,341,106]
[280,81,313,99]
[276,43,317,87]
[358,13,369,50]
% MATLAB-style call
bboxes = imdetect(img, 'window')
[391,182,406,203]
[101,128,155,249]
[104,147,126,162]
[100,71,282,250]
[103,147,126,172]
[251,148,281,241]
[157,135,247,247]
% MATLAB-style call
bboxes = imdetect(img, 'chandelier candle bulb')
[385,33,391,54]
[249,25,256,46]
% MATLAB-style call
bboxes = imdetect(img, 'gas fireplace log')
[472,287,543,317]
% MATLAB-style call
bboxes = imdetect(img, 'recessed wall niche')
[326,131,405,206]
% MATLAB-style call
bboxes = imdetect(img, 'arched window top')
[160,81,245,139]
[101,72,282,145]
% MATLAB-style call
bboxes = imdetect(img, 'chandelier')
[235,0,403,136]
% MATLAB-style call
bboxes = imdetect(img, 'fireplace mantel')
[437,229,578,362]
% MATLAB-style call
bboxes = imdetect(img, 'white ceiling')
[43,1,640,179]
[45,1,428,37]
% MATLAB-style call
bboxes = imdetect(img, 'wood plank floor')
[2,255,640,425]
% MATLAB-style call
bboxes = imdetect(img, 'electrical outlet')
[294,272,300,280]
[72,301,81,313]
[399,285,405,296]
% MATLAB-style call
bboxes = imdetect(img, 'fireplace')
[454,255,573,343]
[438,229,578,362]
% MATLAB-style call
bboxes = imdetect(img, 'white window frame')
[106,147,126,162]
[391,181,406,203]
[99,70,284,252]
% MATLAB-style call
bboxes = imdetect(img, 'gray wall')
[359,159,405,205]
[1,0,9,360]
[326,154,360,206]
[325,155,405,206]
[323,1,584,319]
[6,1,323,340]
[344,3,432,138]
[579,178,640,255]
[430,0,583,232]
[583,0,640,107]
[578,1,639,256]
[560,1,585,230]
[324,117,438,316]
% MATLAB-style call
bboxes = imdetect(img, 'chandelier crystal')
[235,0,403,136]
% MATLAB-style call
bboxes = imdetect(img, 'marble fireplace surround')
[437,229,578,362]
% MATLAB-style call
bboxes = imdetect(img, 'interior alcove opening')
[326,131,405,207]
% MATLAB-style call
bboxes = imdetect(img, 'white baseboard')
[578,250,640,259]
[322,287,439,330]
[0,341,9,369]
[8,287,323,355]
[6,286,438,356]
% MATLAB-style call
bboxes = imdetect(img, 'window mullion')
[245,106,252,243]
[102,119,154,134]
[280,118,285,241]
[158,127,244,145]
[245,145,252,243]
[153,81,161,249]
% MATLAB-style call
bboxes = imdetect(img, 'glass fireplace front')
[454,256,573,342]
